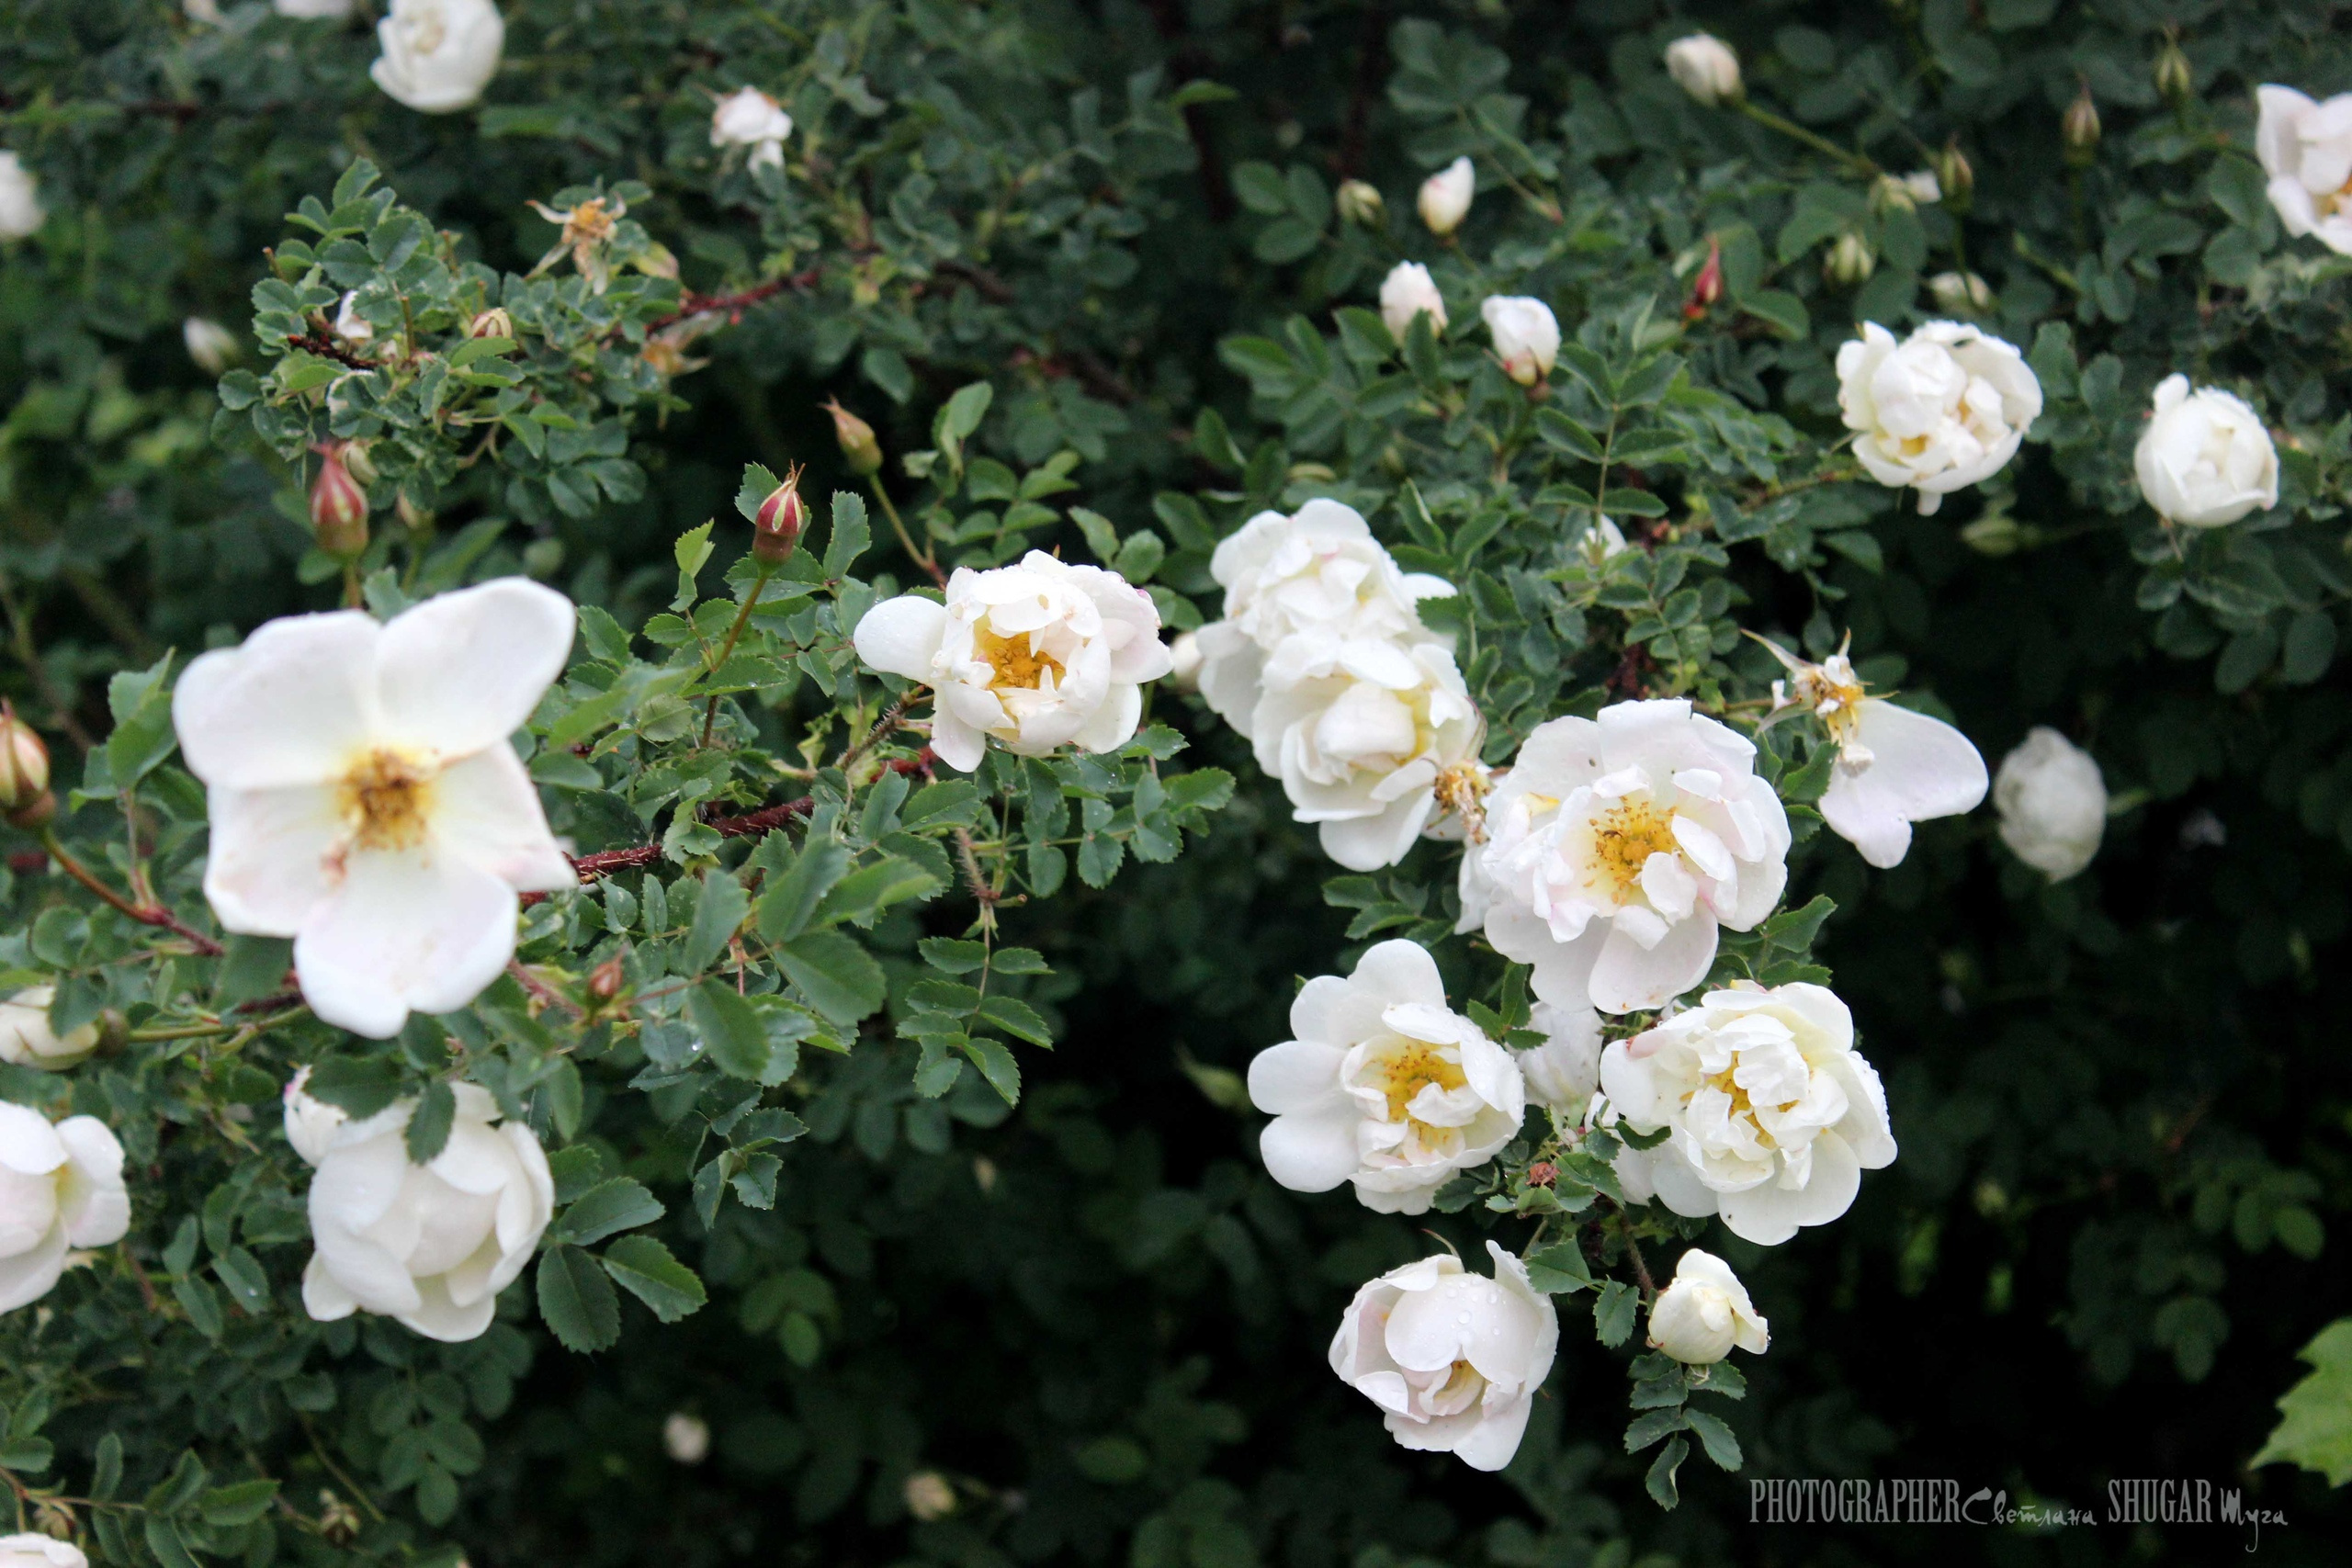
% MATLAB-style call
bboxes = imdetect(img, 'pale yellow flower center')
[338,749,435,852]
[1369,1038,1468,1124]
[975,626,1064,691]
[1587,795,1679,902]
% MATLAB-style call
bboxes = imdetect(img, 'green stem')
[697,558,776,748]
[868,476,944,586]
[1736,100,1880,178]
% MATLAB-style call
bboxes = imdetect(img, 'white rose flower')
[1601,982,1895,1246]
[0,1536,88,1568]
[1994,727,2105,882]
[1761,642,1986,869]
[1247,939,1526,1215]
[0,1102,129,1314]
[1645,1248,1768,1365]
[1926,271,1993,314]
[1479,296,1559,387]
[1516,1001,1602,1115]
[1378,261,1448,343]
[332,291,374,345]
[853,551,1172,773]
[301,1083,552,1342]
[1836,321,2041,515]
[1329,1240,1557,1472]
[1471,699,1791,1015]
[0,988,100,1071]
[710,86,792,173]
[183,317,237,377]
[2256,85,2352,255]
[283,1066,348,1166]
[0,153,46,243]
[275,0,357,17]
[1417,156,1475,236]
[1901,169,1942,205]
[1192,498,1454,733]
[1664,34,1741,106]
[662,1412,711,1464]
[2133,374,2278,529]
[170,580,580,1039]
[1249,640,1484,870]
[370,0,504,114]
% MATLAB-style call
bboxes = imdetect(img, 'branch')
[284,333,377,371]
[37,831,225,956]
[635,267,820,339]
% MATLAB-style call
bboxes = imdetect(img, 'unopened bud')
[1824,231,1876,288]
[339,441,379,487]
[823,398,883,477]
[2154,38,2192,107]
[754,464,807,564]
[588,955,626,1003]
[1335,179,1384,227]
[309,444,370,559]
[2063,85,2101,166]
[317,1493,360,1546]
[94,1009,130,1058]
[0,705,53,829]
[1934,141,1974,214]
[183,317,238,377]
[1959,513,2023,557]
[468,307,514,340]
[395,489,435,532]
[1927,271,1994,314]
[1683,234,1724,321]
[1525,1160,1558,1189]
[904,1472,956,1522]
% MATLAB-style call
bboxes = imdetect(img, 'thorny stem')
[0,575,96,752]
[37,829,225,956]
[838,692,914,773]
[1603,1194,1657,1303]
[699,559,775,748]
[868,476,944,587]
[296,1415,386,1525]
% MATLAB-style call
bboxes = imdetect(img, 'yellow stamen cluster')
[338,750,433,852]
[976,626,1064,691]
[1588,796,1679,900]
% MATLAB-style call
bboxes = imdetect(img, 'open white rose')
[1646,1248,1767,1365]
[171,579,580,1039]
[853,552,1171,773]
[1471,699,1790,1015]
[1994,727,2105,882]
[0,1536,88,1568]
[1837,321,2041,515]
[0,1102,129,1314]
[1601,981,1894,1246]
[1379,261,1448,343]
[1250,640,1483,871]
[1248,939,1525,1214]
[710,86,793,173]
[301,1083,552,1342]
[0,153,45,243]
[0,988,100,1071]
[1329,1240,1557,1471]
[1193,498,1453,734]
[1418,157,1474,236]
[1517,1001,1602,1115]
[1479,296,1559,387]
[2256,85,2352,255]
[371,0,504,114]
[283,1066,348,1166]
[1664,34,1741,106]
[2134,374,2278,528]
[1762,642,1986,869]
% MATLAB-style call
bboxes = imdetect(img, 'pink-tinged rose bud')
[310,444,370,559]
[754,465,807,564]
[0,704,52,828]
[1684,235,1724,321]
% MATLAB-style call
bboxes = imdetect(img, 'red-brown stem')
[285,333,376,371]
[37,830,225,955]
[632,269,820,340]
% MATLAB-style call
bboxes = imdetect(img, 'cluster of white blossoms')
[710,86,794,172]
[853,551,1174,773]
[1190,499,1483,870]
[2256,85,2352,256]
[370,0,505,115]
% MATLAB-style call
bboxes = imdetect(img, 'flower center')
[1432,761,1493,842]
[1587,795,1679,901]
[1369,1038,1468,1123]
[338,749,435,852]
[975,626,1064,692]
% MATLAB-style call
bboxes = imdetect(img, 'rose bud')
[310,443,370,559]
[0,705,52,829]
[2063,85,2101,165]
[468,307,514,339]
[1335,179,1385,227]
[754,464,808,564]
[1684,235,1724,321]
[823,398,884,476]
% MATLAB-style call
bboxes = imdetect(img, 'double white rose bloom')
[292,1078,553,1342]
[1837,321,2041,515]
[1248,940,1524,1215]
[852,551,1172,773]
[1418,157,1475,236]
[2256,85,2352,255]
[1463,699,1788,1015]
[172,579,580,1038]
[372,0,504,114]
[0,1101,129,1314]
[711,86,793,173]
[1995,727,2106,882]
[0,988,100,1071]
[1602,982,1895,1246]
[1329,1241,1557,1471]
[1646,1249,1768,1365]
[1480,296,1559,387]
[2133,375,2278,528]
[0,152,44,243]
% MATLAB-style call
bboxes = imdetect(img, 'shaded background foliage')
[5,2,2352,1567]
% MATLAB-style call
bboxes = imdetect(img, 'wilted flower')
[300,1084,552,1342]
[1837,321,2041,515]
[1994,727,2105,882]
[1479,296,1559,386]
[662,1413,711,1465]
[1249,940,1525,1214]
[1379,261,1447,344]
[183,318,238,376]
[1470,700,1791,1015]
[0,153,44,243]
[1926,271,1993,314]
[1417,157,1475,236]
[0,989,100,1071]
[853,553,1172,773]
[1603,982,1895,1245]
[171,580,580,1037]
[527,193,625,293]
[1664,34,1741,106]
[0,1101,129,1314]
[710,86,793,173]
[1329,1242,1557,1471]
[1761,639,1986,869]
[1646,1249,1768,1364]
[2133,375,2278,528]
[371,0,504,114]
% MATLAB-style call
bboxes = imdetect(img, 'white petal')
[0,1102,65,1176]
[853,595,949,680]
[1350,940,1449,1009]
[301,1249,359,1322]
[1589,915,1715,1014]
[429,745,576,892]
[1820,700,1988,868]
[53,1118,129,1247]
[1449,1395,1534,1472]
[0,1225,67,1313]
[1070,681,1144,754]
[398,1271,499,1342]
[172,612,382,789]
[1717,1132,1861,1245]
[376,580,575,760]
[1259,1108,1363,1192]
[293,849,519,1037]
[1247,1041,1347,1115]
[202,784,344,936]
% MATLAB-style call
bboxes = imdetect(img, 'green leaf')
[961,1036,1022,1106]
[755,840,852,942]
[684,870,751,975]
[673,522,714,609]
[686,979,780,1084]
[919,937,989,974]
[404,1079,456,1164]
[144,1517,201,1568]
[537,1245,621,1353]
[1683,1407,1743,1471]
[977,995,1054,1047]
[823,491,870,577]
[214,933,291,1007]
[811,855,943,928]
[107,651,179,788]
[1522,1241,1595,1293]
[2254,1319,2352,1485]
[551,1178,665,1247]
[198,1479,281,1527]
[735,461,781,523]
[304,1056,401,1120]
[1072,1435,1150,1483]
[1594,1280,1639,1348]
[777,931,888,1021]
[600,1235,707,1323]
[1644,1434,1690,1510]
